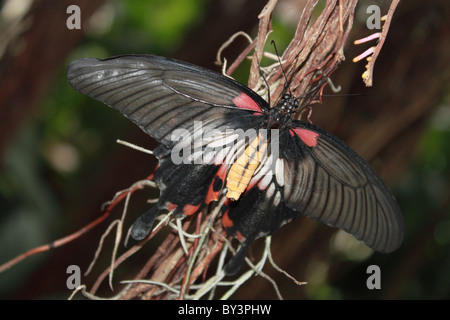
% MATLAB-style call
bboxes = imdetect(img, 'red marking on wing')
[232,92,263,112]
[205,164,227,204]
[166,202,177,211]
[182,203,201,216]
[291,128,319,147]
[235,231,245,241]
[244,176,260,194]
[222,210,234,228]
[144,163,158,181]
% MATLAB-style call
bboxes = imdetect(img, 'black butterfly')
[66,55,404,275]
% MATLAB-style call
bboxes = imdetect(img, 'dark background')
[0,0,449,299]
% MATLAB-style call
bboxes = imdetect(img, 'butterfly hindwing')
[222,171,296,276]
[221,121,403,275]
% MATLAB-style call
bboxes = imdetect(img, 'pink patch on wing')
[291,128,319,147]
[232,93,262,112]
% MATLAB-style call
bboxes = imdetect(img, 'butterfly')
[66,54,404,275]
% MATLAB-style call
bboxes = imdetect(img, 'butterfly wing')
[66,54,268,148]
[282,121,404,253]
[219,119,403,275]
[66,54,270,240]
[221,169,296,275]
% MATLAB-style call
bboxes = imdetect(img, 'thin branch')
[353,0,401,86]
[215,31,253,67]
[0,204,112,273]
[248,0,278,89]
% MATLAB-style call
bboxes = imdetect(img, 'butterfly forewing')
[66,55,268,148]
[283,121,403,253]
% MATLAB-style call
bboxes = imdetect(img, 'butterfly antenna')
[256,56,271,106]
[294,70,331,112]
[262,72,271,106]
[271,40,291,95]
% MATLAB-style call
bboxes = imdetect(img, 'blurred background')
[0,0,448,299]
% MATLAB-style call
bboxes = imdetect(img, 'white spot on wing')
[206,133,239,148]
[274,191,281,206]
[267,182,275,198]
[259,172,272,190]
[250,154,273,186]
[213,145,231,165]
[275,157,284,186]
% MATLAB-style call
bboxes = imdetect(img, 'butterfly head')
[278,93,299,114]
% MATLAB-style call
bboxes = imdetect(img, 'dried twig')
[0,176,153,273]
[269,0,358,110]
[353,0,400,86]
[248,0,278,89]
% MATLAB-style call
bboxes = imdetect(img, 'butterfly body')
[66,55,404,275]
